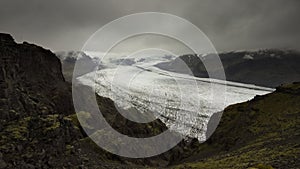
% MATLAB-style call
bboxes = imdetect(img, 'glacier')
[76,54,274,141]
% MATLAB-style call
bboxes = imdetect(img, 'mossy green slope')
[173,82,300,169]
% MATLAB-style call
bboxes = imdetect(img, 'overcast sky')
[1,0,299,53]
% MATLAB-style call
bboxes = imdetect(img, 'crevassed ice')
[77,55,274,141]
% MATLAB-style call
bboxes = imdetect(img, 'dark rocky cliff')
[0,33,81,168]
[0,33,74,122]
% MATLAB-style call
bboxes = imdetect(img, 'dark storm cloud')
[0,0,299,52]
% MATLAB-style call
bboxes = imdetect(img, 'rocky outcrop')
[0,33,82,168]
[0,33,74,123]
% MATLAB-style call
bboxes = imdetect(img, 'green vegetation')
[172,82,300,169]
[1,83,299,168]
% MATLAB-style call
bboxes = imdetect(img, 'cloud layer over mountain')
[1,0,299,52]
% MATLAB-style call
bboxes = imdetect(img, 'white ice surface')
[76,55,274,141]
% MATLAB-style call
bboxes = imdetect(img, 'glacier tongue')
[77,58,274,141]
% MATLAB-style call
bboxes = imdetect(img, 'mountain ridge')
[156,49,300,88]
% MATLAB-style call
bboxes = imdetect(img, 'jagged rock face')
[0,33,74,124]
[0,33,81,168]
[0,34,64,82]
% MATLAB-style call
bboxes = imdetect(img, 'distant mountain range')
[57,49,300,88]
[55,51,100,82]
[156,49,300,88]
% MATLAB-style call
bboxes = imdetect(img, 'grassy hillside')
[173,82,300,169]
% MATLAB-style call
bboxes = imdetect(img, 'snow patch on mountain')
[243,54,254,60]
